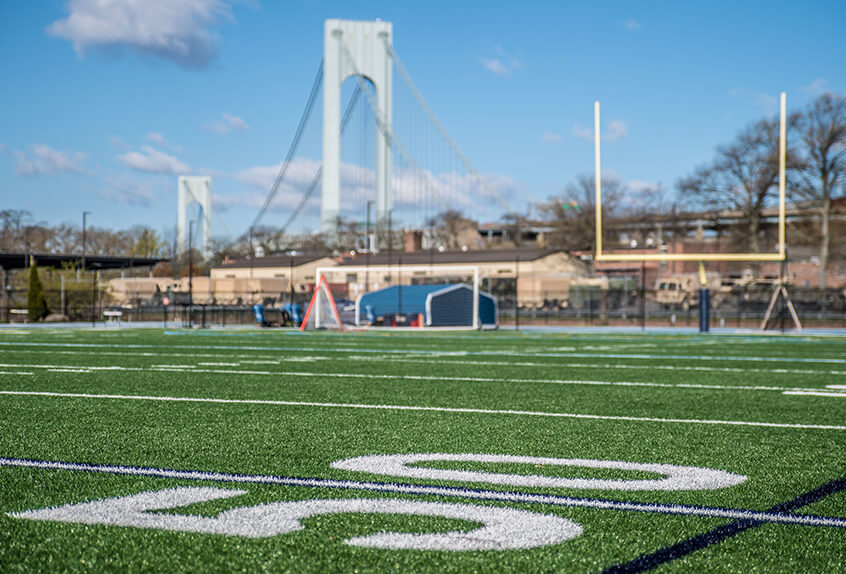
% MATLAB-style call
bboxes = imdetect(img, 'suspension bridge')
[245,18,512,251]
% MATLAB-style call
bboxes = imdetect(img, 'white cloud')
[97,175,156,205]
[147,132,183,152]
[803,78,830,96]
[231,157,321,191]
[147,132,167,146]
[729,88,778,114]
[481,47,522,76]
[218,158,522,224]
[606,120,628,142]
[119,146,190,174]
[481,58,508,76]
[542,132,562,143]
[46,0,232,69]
[627,179,659,192]
[571,125,593,142]
[13,144,88,176]
[205,112,250,134]
[624,19,641,31]
[109,136,131,151]
[571,120,628,143]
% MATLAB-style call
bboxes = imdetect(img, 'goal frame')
[593,92,788,263]
[300,275,345,331]
[316,266,481,329]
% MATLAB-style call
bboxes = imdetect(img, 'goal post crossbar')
[316,266,481,329]
[593,93,788,263]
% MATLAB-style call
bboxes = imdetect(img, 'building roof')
[215,253,332,269]
[338,247,566,266]
[0,252,166,271]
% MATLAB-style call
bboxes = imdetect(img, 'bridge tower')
[322,19,393,234]
[177,176,212,259]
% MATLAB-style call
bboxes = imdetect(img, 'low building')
[210,254,337,295]
[332,247,588,309]
[107,276,290,306]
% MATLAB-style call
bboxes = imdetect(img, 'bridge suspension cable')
[383,39,512,214]
[278,84,364,235]
[248,60,324,235]
[338,37,452,213]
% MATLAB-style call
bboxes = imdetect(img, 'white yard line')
[1,390,843,431]
[783,391,846,398]
[1,457,844,529]
[347,356,846,377]
[3,347,843,376]
[2,341,846,364]
[0,362,834,395]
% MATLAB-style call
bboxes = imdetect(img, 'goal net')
[300,275,344,331]
[312,265,497,330]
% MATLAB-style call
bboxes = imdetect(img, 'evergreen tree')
[27,263,50,322]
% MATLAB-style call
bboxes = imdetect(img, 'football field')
[1,327,844,572]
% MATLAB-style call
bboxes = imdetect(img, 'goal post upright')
[594,101,602,258]
[472,267,480,330]
[593,92,788,263]
[778,91,786,260]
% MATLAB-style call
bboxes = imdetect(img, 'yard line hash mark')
[2,390,844,431]
[2,457,845,530]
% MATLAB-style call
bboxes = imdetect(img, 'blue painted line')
[2,457,845,529]
[602,475,846,573]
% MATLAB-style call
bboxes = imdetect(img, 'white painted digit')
[11,487,248,535]
[11,488,582,550]
[331,453,747,491]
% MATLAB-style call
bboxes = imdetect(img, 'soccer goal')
[302,265,497,330]
[299,275,345,331]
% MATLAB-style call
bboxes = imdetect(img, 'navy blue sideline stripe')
[602,476,846,573]
[2,457,846,530]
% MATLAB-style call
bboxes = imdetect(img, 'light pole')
[82,211,91,271]
[365,200,373,292]
[82,211,92,324]
[248,227,254,279]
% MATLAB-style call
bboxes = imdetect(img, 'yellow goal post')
[594,93,787,263]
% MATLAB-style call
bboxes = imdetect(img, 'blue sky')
[1,0,844,242]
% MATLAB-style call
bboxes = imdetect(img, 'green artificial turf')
[0,328,844,572]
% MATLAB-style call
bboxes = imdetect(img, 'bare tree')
[500,212,529,247]
[425,209,478,250]
[677,115,800,254]
[127,225,167,258]
[0,210,33,251]
[541,174,625,251]
[795,92,846,288]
